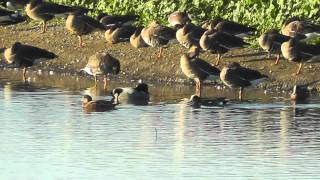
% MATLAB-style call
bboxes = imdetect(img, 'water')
[1,70,320,179]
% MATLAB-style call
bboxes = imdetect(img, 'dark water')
[0,70,320,179]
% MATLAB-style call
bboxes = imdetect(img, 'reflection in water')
[1,70,320,178]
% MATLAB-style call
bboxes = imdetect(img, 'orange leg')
[157,47,163,58]
[275,54,280,65]
[296,63,303,75]
[78,35,84,48]
[103,76,108,90]
[41,21,47,33]
[22,67,27,82]
[94,75,98,86]
[239,87,244,101]
[215,54,221,66]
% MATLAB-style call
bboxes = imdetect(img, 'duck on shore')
[220,62,268,100]
[0,7,25,26]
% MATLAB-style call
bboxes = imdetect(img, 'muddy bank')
[1,23,320,92]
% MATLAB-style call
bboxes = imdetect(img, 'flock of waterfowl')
[1,0,320,111]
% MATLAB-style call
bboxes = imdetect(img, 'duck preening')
[26,0,84,33]
[82,95,117,112]
[258,29,291,65]
[0,7,25,26]
[200,29,249,65]
[105,24,136,44]
[176,23,206,48]
[141,21,176,58]
[112,83,150,105]
[220,62,268,100]
[81,53,120,89]
[188,95,228,108]
[282,17,320,41]
[130,27,148,48]
[168,11,191,29]
[4,42,58,81]
[281,38,320,75]
[66,9,106,48]
[180,46,220,97]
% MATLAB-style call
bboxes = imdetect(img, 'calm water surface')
[0,71,320,179]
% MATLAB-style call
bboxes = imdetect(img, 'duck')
[281,38,320,75]
[220,62,268,100]
[202,17,256,38]
[180,46,220,97]
[176,23,206,48]
[82,95,116,112]
[97,13,138,27]
[66,9,106,48]
[2,0,29,10]
[112,83,150,105]
[0,7,25,26]
[200,28,249,65]
[130,27,148,48]
[105,23,136,44]
[25,0,81,33]
[290,85,310,102]
[188,95,228,108]
[141,21,176,58]
[81,52,120,89]
[168,11,191,29]
[258,29,291,65]
[4,42,58,81]
[281,17,320,41]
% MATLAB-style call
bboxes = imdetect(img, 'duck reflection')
[83,85,111,97]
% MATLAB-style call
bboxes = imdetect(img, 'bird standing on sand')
[258,29,291,65]
[200,28,249,66]
[141,21,176,58]
[25,0,80,33]
[66,9,106,48]
[220,62,268,100]
[3,42,58,81]
[81,52,120,89]
[281,38,320,75]
[180,46,220,97]
[82,95,117,112]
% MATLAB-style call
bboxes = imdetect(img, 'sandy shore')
[1,22,320,92]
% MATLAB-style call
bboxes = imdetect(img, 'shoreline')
[1,23,320,92]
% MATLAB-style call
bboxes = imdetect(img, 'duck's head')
[187,45,200,58]
[283,16,300,26]
[82,95,92,106]
[135,83,149,93]
[189,95,201,108]
[290,85,309,102]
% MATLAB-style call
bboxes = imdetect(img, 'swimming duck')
[105,24,136,44]
[130,27,148,48]
[168,11,191,29]
[26,0,81,33]
[290,85,310,102]
[281,17,320,41]
[112,83,150,105]
[200,29,249,65]
[258,29,291,65]
[141,21,176,58]
[66,9,106,48]
[180,46,220,97]
[81,52,120,89]
[0,7,25,26]
[188,95,228,108]
[97,13,138,27]
[220,62,268,100]
[202,17,256,38]
[281,38,320,75]
[4,42,58,81]
[176,23,206,48]
[82,95,116,112]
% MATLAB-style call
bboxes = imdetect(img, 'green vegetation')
[50,0,319,32]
